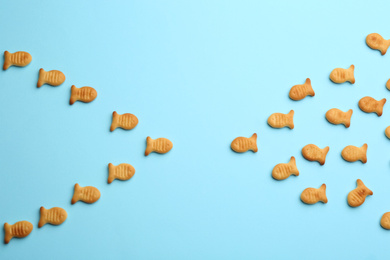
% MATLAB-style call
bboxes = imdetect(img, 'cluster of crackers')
[2,52,173,244]
[230,33,390,230]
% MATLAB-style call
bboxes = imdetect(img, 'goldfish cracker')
[385,126,390,139]
[289,78,314,101]
[145,136,173,156]
[380,212,390,230]
[4,221,33,244]
[301,144,329,165]
[300,184,327,204]
[108,163,135,184]
[347,179,372,207]
[110,111,138,131]
[37,68,65,88]
[325,108,352,128]
[71,183,100,204]
[267,110,294,129]
[3,51,32,70]
[70,85,97,105]
[231,133,257,153]
[272,156,299,180]
[330,65,355,84]
[366,33,390,55]
[358,96,386,116]
[341,144,367,163]
[386,79,390,91]
[38,207,67,228]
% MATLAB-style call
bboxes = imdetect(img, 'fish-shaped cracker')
[3,51,32,70]
[289,78,314,101]
[37,68,65,88]
[231,133,258,153]
[302,144,329,165]
[145,136,173,156]
[330,65,355,84]
[272,156,299,180]
[267,110,294,129]
[358,96,386,116]
[381,212,390,230]
[4,221,33,244]
[110,111,138,131]
[301,184,327,204]
[108,163,135,184]
[325,108,352,128]
[38,207,67,228]
[347,179,372,207]
[341,144,367,163]
[71,183,100,204]
[385,126,390,139]
[366,33,390,55]
[70,85,97,105]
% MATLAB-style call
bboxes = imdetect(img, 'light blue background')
[1,0,390,259]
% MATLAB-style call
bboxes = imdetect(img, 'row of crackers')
[2,51,174,244]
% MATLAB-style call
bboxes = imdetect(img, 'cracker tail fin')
[3,51,10,70]
[288,110,295,129]
[110,111,119,132]
[305,78,315,97]
[4,223,12,244]
[382,40,390,55]
[69,85,77,105]
[71,183,80,204]
[377,98,386,116]
[289,156,299,176]
[251,133,258,153]
[349,65,355,84]
[145,136,153,156]
[107,163,115,184]
[345,109,353,128]
[360,143,368,163]
[37,68,45,88]
[320,146,330,165]
[38,207,47,228]
[320,184,328,203]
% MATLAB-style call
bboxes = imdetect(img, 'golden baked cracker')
[145,136,173,156]
[4,221,33,244]
[380,212,390,230]
[231,133,258,153]
[289,78,314,101]
[70,85,97,105]
[300,184,327,204]
[301,144,329,165]
[110,111,138,132]
[267,110,294,129]
[38,207,67,228]
[330,65,355,84]
[325,108,352,128]
[358,96,386,116]
[272,156,299,180]
[347,179,372,207]
[37,68,65,88]
[108,163,135,184]
[385,126,390,139]
[3,51,32,70]
[341,144,367,163]
[71,183,100,204]
[366,33,390,55]
[386,79,390,91]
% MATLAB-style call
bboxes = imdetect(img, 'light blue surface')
[1,0,390,259]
